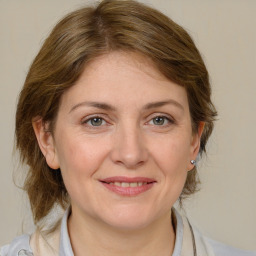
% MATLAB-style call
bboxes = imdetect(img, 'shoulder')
[206,237,256,256]
[0,235,33,256]
[176,209,256,256]
[193,226,256,256]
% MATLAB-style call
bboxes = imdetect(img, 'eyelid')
[150,117,173,125]
[80,113,175,126]
[81,114,109,125]
[146,113,175,123]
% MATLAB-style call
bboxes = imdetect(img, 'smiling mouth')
[103,181,152,187]
[99,177,156,196]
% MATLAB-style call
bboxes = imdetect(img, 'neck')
[68,208,176,256]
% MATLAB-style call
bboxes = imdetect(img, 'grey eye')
[152,116,166,125]
[89,117,104,126]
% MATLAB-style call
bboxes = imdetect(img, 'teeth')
[108,182,148,187]
[130,182,137,187]
[121,182,129,187]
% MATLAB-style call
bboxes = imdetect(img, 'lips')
[99,176,156,196]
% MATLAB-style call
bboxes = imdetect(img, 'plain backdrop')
[0,0,255,251]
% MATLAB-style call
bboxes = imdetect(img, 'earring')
[190,160,196,165]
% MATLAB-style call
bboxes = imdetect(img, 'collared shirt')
[58,208,185,256]
[1,208,256,256]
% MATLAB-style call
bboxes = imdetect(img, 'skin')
[33,51,203,256]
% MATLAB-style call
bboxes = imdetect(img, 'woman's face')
[40,52,201,230]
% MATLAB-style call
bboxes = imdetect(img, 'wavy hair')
[16,0,217,224]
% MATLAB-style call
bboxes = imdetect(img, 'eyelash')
[81,115,107,127]
[147,115,175,126]
[81,114,175,128]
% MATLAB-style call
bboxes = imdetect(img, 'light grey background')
[0,0,255,250]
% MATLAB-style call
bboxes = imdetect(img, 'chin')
[105,217,152,231]
[98,208,161,232]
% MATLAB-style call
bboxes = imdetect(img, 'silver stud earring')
[190,160,196,165]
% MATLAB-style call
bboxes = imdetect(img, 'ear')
[32,117,60,170]
[188,122,205,171]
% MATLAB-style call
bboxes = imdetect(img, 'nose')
[110,123,148,169]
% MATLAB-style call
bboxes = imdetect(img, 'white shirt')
[1,208,255,256]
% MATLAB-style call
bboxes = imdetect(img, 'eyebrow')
[69,99,184,113]
[69,102,115,113]
[143,100,184,111]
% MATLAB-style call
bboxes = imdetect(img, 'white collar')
[59,207,185,256]
[30,207,214,256]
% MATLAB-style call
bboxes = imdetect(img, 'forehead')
[81,51,169,85]
[59,51,189,112]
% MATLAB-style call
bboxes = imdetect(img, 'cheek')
[149,133,191,173]
[147,134,191,213]
[55,133,110,187]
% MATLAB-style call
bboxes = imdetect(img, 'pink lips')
[99,176,156,196]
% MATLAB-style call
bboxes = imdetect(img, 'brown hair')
[16,0,217,224]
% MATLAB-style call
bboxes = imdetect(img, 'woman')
[1,0,255,255]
